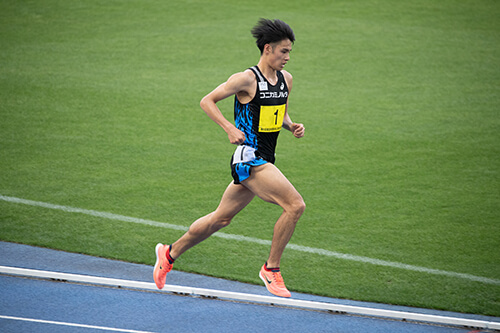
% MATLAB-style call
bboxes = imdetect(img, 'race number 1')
[259,104,286,132]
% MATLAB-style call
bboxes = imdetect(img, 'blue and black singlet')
[233,66,289,164]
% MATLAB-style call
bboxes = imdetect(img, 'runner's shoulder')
[227,70,256,92]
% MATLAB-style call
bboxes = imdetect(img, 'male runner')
[154,18,305,298]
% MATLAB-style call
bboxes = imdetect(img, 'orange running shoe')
[259,264,291,298]
[153,243,173,289]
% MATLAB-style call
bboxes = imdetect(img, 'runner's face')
[269,39,292,71]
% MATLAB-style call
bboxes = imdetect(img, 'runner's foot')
[259,263,291,298]
[153,243,173,289]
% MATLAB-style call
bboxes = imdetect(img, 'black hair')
[251,18,295,54]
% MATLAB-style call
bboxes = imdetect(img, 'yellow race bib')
[259,104,286,132]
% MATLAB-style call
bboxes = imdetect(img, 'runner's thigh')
[242,163,303,208]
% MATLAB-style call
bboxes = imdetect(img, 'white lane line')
[0,314,156,333]
[1,194,499,285]
[1,266,499,330]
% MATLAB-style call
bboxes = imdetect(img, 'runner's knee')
[187,213,232,236]
[214,217,232,229]
[298,198,306,214]
[285,197,306,220]
[295,198,306,216]
[209,214,233,231]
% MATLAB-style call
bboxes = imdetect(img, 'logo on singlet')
[260,91,288,99]
[259,81,268,91]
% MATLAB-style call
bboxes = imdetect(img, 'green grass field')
[1,0,499,317]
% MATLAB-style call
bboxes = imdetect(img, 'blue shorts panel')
[230,157,267,184]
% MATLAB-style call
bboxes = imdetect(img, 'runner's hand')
[227,127,246,145]
[291,123,305,138]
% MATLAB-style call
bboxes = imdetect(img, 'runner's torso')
[233,66,289,163]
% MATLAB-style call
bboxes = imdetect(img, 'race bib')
[232,145,257,164]
[259,104,286,132]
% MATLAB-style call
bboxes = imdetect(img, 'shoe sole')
[259,270,267,287]
[153,243,164,289]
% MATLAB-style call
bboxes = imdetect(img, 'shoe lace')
[272,271,285,286]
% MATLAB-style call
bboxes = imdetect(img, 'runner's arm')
[281,71,305,138]
[200,72,253,145]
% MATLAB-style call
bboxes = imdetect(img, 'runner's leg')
[170,182,255,259]
[242,163,305,268]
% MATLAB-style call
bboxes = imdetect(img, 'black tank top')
[234,66,289,163]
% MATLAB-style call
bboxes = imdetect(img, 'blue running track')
[0,242,497,333]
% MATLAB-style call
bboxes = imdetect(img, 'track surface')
[0,242,497,332]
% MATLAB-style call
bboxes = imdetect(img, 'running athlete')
[154,18,305,298]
